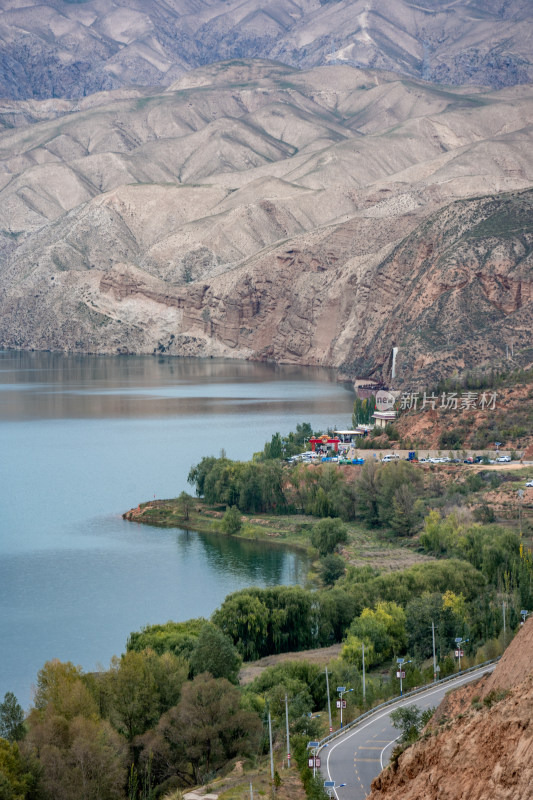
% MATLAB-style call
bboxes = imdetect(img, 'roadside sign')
[336,700,340,708]
[454,650,464,657]
[329,726,333,732]
[315,758,321,768]
[342,700,346,708]
[308,758,314,768]
[396,671,405,678]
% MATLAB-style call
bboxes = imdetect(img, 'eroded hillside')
[0,0,532,99]
[0,61,532,384]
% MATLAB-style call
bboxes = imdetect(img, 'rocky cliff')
[368,618,533,800]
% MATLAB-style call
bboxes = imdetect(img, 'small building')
[371,410,397,429]
[333,429,370,443]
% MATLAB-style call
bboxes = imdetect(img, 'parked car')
[525,480,533,487]
[497,455,511,463]
[382,454,400,462]
[464,457,474,463]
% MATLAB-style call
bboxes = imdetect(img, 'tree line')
[188,455,427,535]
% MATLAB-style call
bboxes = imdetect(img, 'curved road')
[322,665,496,799]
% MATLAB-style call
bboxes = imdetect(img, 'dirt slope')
[369,618,533,800]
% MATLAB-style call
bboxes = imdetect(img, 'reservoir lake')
[0,352,355,709]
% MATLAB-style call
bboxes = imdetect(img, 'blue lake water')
[0,352,355,708]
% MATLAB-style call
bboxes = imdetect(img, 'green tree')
[126,618,206,659]
[377,462,423,529]
[144,651,189,714]
[190,624,242,684]
[107,651,159,741]
[25,711,127,800]
[221,505,242,534]
[390,705,434,744]
[390,484,424,536]
[177,491,195,520]
[310,518,348,556]
[175,674,261,784]
[341,634,376,669]
[0,693,25,743]
[0,739,39,800]
[187,456,220,497]
[356,461,381,526]
[33,660,97,721]
[348,602,407,663]
[319,554,346,586]
[352,396,375,427]
[212,592,269,661]
[262,433,283,460]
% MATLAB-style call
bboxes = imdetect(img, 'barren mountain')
[368,618,533,800]
[0,60,532,385]
[0,0,532,100]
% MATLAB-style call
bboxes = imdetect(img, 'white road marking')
[380,737,399,769]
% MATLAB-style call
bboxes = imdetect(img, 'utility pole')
[432,621,437,682]
[250,783,253,800]
[325,667,332,732]
[362,642,366,702]
[285,695,291,769]
[503,601,506,647]
[268,711,274,782]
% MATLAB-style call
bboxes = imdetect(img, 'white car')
[526,480,533,488]
[497,455,511,463]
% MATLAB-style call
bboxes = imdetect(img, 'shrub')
[221,505,242,534]
[310,518,348,555]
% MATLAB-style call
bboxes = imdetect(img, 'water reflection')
[0,352,351,420]
[0,351,353,708]
[175,526,308,586]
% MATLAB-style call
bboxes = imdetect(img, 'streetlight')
[521,609,529,625]
[336,686,353,729]
[324,781,346,797]
[454,637,468,671]
[307,742,328,778]
[396,658,411,696]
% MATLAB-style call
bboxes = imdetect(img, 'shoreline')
[123,499,316,554]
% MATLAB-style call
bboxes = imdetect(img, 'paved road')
[321,665,496,800]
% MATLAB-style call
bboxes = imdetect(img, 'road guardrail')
[317,658,500,752]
